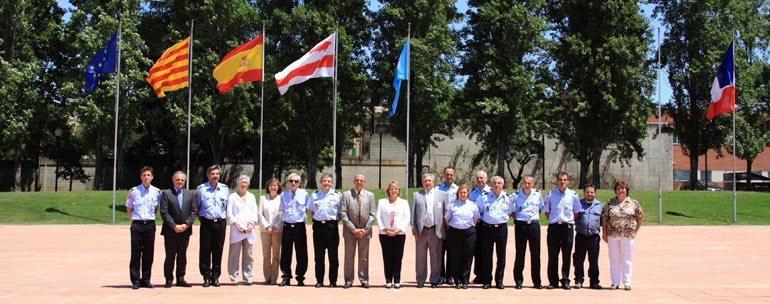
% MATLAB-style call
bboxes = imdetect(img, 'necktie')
[177,190,183,209]
[356,191,362,208]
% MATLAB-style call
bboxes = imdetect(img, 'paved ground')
[0,225,768,303]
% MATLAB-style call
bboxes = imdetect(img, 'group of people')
[125,165,644,291]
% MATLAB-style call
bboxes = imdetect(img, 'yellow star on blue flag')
[84,31,118,90]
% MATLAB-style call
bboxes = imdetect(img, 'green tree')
[654,0,769,190]
[371,0,460,187]
[0,0,69,191]
[547,0,655,187]
[460,0,549,183]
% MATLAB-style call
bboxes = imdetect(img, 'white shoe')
[394,283,401,289]
[624,285,631,291]
[386,283,392,288]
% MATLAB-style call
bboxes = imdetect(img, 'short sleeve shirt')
[125,184,161,220]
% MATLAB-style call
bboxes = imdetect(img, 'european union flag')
[390,38,409,118]
[84,31,118,90]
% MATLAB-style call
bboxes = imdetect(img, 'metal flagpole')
[657,27,663,223]
[405,24,411,198]
[731,38,737,223]
[186,20,194,189]
[259,22,265,198]
[112,21,122,223]
[332,25,338,188]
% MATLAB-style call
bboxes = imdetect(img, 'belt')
[313,219,336,224]
[550,221,572,225]
[577,232,600,236]
[284,222,303,228]
[516,220,539,225]
[482,222,504,228]
[132,220,155,224]
[201,217,224,223]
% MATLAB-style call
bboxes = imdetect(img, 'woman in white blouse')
[376,181,411,289]
[258,178,283,285]
[226,175,259,284]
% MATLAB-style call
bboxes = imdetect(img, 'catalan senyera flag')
[146,37,190,98]
[213,35,264,93]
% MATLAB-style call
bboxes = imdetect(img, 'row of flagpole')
[98,21,413,222]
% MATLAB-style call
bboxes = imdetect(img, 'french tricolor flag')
[706,41,735,121]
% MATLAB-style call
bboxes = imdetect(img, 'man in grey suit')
[340,174,376,288]
[411,173,447,288]
[159,171,197,288]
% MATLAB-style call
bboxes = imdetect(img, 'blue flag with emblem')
[390,38,409,118]
[84,32,118,90]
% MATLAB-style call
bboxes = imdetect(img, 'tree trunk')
[578,157,591,188]
[94,137,103,190]
[591,149,602,188]
[746,158,754,191]
[415,150,425,188]
[305,151,318,189]
[496,142,506,179]
[688,153,699,190]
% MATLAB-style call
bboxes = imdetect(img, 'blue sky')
[57,0,671,105]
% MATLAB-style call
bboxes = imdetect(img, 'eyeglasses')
[288,180,300,184]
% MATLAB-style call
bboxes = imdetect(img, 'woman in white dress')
[226,175,259,284]
[258,178,283,285]
[376,181,411,289]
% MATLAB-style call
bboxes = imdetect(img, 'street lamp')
[54,128,63,192]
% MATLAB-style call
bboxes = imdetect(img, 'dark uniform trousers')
[312,220,339,284]
[448,227,476,284]
[480,223,507,285]
[547,223,574,286]
[573,233,600,285]
[472,221,483,280]
[281,222,308,281]
[129,220,156,284]
[379,234,406,283]
[513,221,541,286]
[440,237,451,282]
[163,232,190,281]
[199,217,226,280]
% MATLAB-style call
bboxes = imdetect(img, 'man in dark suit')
[159,171,197,288]
[410,173,447,288]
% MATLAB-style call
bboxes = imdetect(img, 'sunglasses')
[288,180,300,184]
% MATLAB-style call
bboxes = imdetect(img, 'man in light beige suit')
[340,174,376,288]
[411,173,448,288]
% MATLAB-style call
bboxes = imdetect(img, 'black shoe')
[131,281,140,289]
[514,281,523,289]
[455,283,461,289]
[562,284,571,290]
[417,282,424,288]
[483,283,491,289]
[362,282,370,288]
[462,283,469,289]
[211,278,220,287]
[141,281,154,289]
[446,277,454,285]
[343,282,352,289]
[534,284,543,289]
[297,280,305,287]
[330,282,337,288]
[202,279,211,287]
[279,279,290,287]
[589,283,603,290]
[164,280,173,288]
[431,283,438,288]
[515,284,522,289]
[315,283,323,288]
[546,285,556,289]
[574,282,583,289]
[176,280,192,287]
[496,283,505,289]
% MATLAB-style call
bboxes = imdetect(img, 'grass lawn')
[0,188,768,225]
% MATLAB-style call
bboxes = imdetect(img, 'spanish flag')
[146,37,190,98]
[213,35,264,93]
